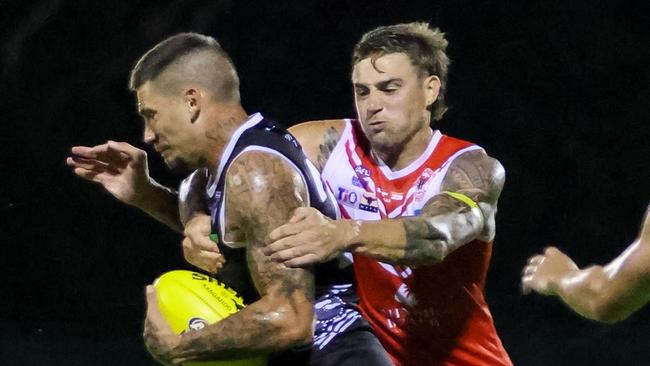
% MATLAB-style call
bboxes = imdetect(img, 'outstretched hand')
[522,246,579,296]
[264,207,354,267]
[67,141,152,207]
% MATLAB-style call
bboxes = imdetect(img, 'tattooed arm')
[266,149,505,267]
[369,149,505,265]
[522,204,650,323]
[288,119,344,171]
[178,120,345,273]
[144,151,315,364]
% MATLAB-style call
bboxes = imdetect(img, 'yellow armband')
[440,191,485,225]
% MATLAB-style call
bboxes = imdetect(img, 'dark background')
[2,0,649,365]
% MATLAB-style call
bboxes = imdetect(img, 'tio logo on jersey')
[337,187,358,207]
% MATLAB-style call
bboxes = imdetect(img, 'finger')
[107,140,146,162]
[66,156,109,171]
[264,235,304,256]
[74,143,130,167]
[186,232,220,252]
[544,246,561,256]
[145,285,159,317]
[183,246,224,273]
[521,276,532,294]
[194,252,225,273]
[71,145,107,159]
[145,286,174,332]
[72,167,102,182]
[267,222,305,243]
[522,265,537,276]
[526,254,545,266]
[288,207,311,224]
[269,245,309,262]
[182,237,223,262]
[284,253,320,268]
[187,247,225,264]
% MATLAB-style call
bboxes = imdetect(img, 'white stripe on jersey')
[206,113,264,198]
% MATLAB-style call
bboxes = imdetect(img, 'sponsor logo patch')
[337,187,359,207]
[359,192,379,213]
[354,165,371,178]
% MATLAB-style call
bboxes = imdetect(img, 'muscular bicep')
[224,151,314,300]
[439,149,505,212]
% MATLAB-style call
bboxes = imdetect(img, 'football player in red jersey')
[261,22,512,366]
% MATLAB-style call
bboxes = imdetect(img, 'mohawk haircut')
[129,33,239,102]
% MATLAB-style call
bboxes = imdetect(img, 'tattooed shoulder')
[225,151,308,239]
[288,120,344,171]
[316,126,342,170]
[441,150,505,202]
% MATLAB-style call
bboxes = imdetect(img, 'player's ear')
[423,74,441,108]
[184,88,201,123]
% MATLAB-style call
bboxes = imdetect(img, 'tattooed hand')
[143,286,181,366]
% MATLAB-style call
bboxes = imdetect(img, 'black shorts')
[269,327,393,366]
[311,327,393,366]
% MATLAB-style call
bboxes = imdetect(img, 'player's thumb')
[145,285,158,310]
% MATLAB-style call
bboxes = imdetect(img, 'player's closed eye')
[383,87,398,94]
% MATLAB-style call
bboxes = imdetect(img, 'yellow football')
[153,270,266,366]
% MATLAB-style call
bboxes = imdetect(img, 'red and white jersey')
[321,120,512,366]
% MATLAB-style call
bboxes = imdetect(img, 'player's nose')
[143,124,156,145]
[365,91,384,117]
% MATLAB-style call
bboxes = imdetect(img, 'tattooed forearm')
[317,127,341,170]
[401,218,448,264]
[175,304,281,362]
[399,194,473,264]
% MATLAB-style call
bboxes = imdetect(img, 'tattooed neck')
[201,116,242,171]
